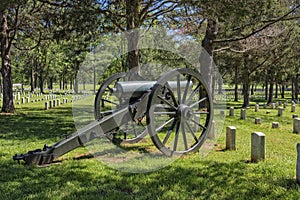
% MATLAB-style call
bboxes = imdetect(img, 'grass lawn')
[1,99,300,199]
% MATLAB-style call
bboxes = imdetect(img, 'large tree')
[175,0,300,106]
[0,0,47,112]
[96,0,180,75]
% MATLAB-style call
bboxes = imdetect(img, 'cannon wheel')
[94,72,147,144]
[146,68,213,156]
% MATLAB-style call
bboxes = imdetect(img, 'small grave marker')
[57,99,61,107]
[293,118,300,134]
[278,108,284,116]
[255,104,259,112]
[272,103,276,109]
[220,110,225,118]
[251,132,265,162]
[255,118,261,124]
[226,126,236,150]
[296,143,300,183]
[263,103,267,109]
[293,114,299,119]
[229,107,234,117]
[272,122,279,128]
[240,109,246,120]
[292,104,296,112]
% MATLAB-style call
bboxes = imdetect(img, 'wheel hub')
[178,104,194,120]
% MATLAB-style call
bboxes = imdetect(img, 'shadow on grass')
[0,107,75,142]
[1,103,300,199]
[1,157,299,200]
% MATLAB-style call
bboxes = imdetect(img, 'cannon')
[13,68,213,165]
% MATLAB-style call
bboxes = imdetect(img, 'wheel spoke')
[194,111,209,114]
[163,120,177,145]
[185,121,199,143]
[106,86,114,93]
[173,122,180,152]
[154,111,176,115]
[181,122,188,150]
[191,118,207,130]
[189,97,207,108]
[177,75,181,104]
[167,88,179,107]
[157,95,177,110]
[155,117,175,132]
[101,98,118,106]
[182,75,191,104]
[186,84,201,105]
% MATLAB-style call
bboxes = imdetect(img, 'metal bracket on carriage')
[128,92,150,122]
[13,144,55,165]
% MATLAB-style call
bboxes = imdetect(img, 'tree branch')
[215,4,300,44]
[37,0,72,7]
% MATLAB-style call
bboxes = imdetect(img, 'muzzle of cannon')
[13,68,213,165]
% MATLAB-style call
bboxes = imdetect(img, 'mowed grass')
[1,99,300,199]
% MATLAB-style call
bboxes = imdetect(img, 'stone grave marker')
[251,132,265,162]
[226,126,236,150]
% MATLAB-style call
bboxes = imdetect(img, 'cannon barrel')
[115,80,192,98]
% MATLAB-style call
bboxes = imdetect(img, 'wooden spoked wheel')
[146,68,213,156]
[94,72,147,144]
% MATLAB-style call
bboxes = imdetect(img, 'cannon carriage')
[13,68,213,165]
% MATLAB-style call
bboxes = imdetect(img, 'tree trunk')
[0,11,15,113]
[74,74,79,94]
[242,79,250,108]
[264,80,268,101]
[0,73,2,94]
[294,75,299,102]
[281,84,285,98]
[39,76,44,94]
[125,0,141,75]
[234,65,239,101]
[49,77,53,90]
[30,64,35,92]
[218,76,223,94]
[251,84,254,95]
[200,18,218,95]
[267,82,274,104]
[70,77,73,90]
[275,83,278,99]
[242,53,250,108]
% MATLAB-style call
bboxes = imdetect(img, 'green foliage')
[2,0,300,112]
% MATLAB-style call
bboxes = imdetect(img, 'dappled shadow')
[0,106,76,142]
[1,156,299,200]
[1,104,300,199]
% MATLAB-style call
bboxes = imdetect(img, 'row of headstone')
[225,126,265,162]
[44,95,84,110]
[228,106,300,132]
[14,93,73,105]
[45,98,69,110]
[225,125,300,183]
[12,92,46,99]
